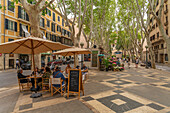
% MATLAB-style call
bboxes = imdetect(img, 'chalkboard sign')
[69,70,80,92]
[67,69,81,98]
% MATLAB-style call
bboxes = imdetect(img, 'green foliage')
[104,58,109,68]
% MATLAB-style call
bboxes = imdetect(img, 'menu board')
[68,69,80,92]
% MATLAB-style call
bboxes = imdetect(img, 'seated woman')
[17,69,29,83]
[31,67,41,87]
[81,64,88,81]
[42,66,51,83]
[53,66,65,87]
[65,64,71,75]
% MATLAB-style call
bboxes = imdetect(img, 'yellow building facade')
[0,0,73,70]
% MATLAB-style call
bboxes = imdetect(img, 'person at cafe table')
[31,67,41,87]
[65,64,71,75]
[81,64,88,81]
[53,66,65,87]
[17,68,29,83]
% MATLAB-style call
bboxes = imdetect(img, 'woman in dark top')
[17,69,29,83]
[31,67,41,87]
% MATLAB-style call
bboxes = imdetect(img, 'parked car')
[47,59,62,66]
[21,61,31,70]
[62,59,66,65]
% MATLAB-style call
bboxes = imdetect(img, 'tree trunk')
[146,35,156,69]
[27,10,42,38]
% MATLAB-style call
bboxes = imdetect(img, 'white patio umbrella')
[0,36,71,97]
[53,47,91,67]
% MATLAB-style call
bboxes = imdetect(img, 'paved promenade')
[0,63,170,113]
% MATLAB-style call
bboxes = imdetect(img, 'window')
[46,32,50,40]
[62,19,64,26]
[156,23,158,27]
[8,39,14,42]
[46,8,51,16]
[57,25,61,32]
[40,18,44,27]
[166,29,168,35]
[8,0,14,12]
[51,23,55,32]
[18,6,29,21]
[165,54,168,61]
[62,29,64,35]
[19,24,28,37]
[161,44,164,49]
[157,32,159,38]
[58,16,60,22]
[153,35,155,40]
[53,13,55,21]
[47,20,50,27]
[6,19,17,31]
[166,16,168,22]
[166,5,168,11]
[21,10,26,20]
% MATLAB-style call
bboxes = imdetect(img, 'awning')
[22,25,30,37]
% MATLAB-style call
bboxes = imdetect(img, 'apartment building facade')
[0,0,73,70]
[149,0,169,64]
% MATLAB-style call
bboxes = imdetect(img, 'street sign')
[0,53,2,56]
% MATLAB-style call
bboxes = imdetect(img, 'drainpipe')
[3,0,6,70]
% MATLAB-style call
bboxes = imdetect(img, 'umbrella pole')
[31,40,36,89]
[30,40,42,98]
[74,53,76,68]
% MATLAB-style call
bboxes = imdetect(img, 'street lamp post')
[80,43,84,68]
[145,46,148,69]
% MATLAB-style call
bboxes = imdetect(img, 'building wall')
[0,0,73,70]
[149,0,169,64]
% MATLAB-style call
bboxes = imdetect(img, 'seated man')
[81,64,88,81]
[53,66,65,87]
[17,69,29,83]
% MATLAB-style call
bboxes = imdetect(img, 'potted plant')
[112,63,116,71]
[104,58,109,71]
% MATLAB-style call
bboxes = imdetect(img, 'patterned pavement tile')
[19,103,32,110]
[97,94,143,113]
[82,96,95,101]
[107,80,131,85]
[162,83,170,88]
[113,90,124,94]
[146,103,164,110]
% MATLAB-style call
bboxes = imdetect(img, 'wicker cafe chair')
[17,78,31,92]
[42,78,50,92]
[50,77,66,96]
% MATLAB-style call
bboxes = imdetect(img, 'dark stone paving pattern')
[22,100,93,113]
[19,104,32,110]
[146,103,164,111]
[97,94,143,113]
[162,83,170,88]
[0,92,19,113]
[84,81,113,95]
[125,85,170,106]
[82,96,95,101]
[123,75,161,83]
[107,80,131,85]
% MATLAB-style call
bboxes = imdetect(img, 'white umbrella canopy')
[0,37,70,54]
[0,36,71,95]
[53,47,91,56]
[53,47,91,67]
